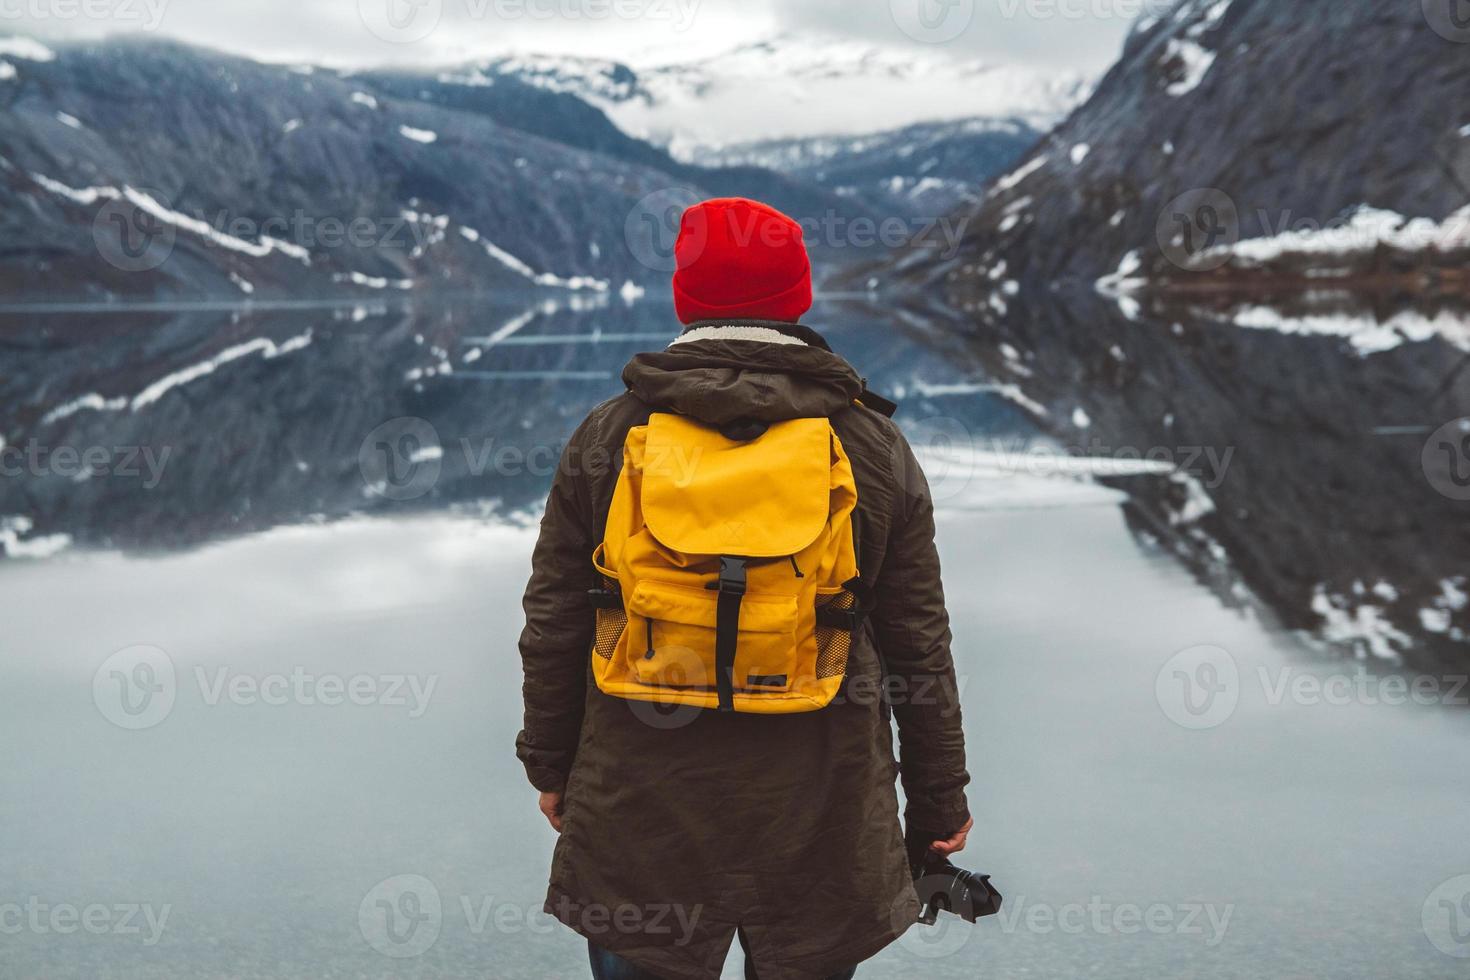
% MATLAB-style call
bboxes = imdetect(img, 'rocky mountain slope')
[354,67,865,229]
[0,36,881,303]
[879,0,1470,305]
[0,37,668,301]
[866,0,1470,667]
[0,33,1059,304]
[391,31,1074,224]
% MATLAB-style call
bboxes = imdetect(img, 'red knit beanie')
[672,197,812,325]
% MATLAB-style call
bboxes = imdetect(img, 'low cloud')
[0,0,1132,72]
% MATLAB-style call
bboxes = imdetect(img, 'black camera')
[907,832,1003,926]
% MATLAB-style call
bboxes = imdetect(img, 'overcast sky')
[4,0,1141,72]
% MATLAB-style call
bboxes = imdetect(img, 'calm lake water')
[1,295,1467,978]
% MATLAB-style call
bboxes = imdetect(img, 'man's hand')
[928,816,973,858]
[538,790,565,833]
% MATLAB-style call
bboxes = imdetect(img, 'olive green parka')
[517,323,971,979]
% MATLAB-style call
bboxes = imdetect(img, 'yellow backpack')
[589,412,866,714]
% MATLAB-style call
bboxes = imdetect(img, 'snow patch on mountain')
[1312,585,1412,661]
[129,187,312,263]
[1163,39,1217,95]
[991,155,1050,195]
[458,225,607,291]
[1158,0,1232,96]
[1095,249,1145,295]
[467,54,639,102]
[42,393,127,425]
[398,125,437,144]
[0,516,69,560]
[0,36,55,61]
[333,271,413,290]
[1196,205,1470,265]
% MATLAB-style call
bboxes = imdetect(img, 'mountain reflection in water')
[2,289,1467,672]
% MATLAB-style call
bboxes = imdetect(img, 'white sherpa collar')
[670,324,809,347]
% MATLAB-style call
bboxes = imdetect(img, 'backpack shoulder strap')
[855,384,898,418]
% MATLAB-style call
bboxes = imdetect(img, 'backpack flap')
[640,413,832,558]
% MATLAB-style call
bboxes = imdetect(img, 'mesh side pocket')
[593,581,626,661]
[815,591,855,679]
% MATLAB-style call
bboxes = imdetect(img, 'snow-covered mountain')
[0,35,876,302]
[859,0,1470,667]
[450,33,1089,159]
[706,117,1042,219]
[1,29,1076,302]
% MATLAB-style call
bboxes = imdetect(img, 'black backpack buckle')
[710,556,747,596]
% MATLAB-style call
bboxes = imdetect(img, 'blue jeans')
[588,933,858,980]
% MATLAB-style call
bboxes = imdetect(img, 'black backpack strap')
[815,575,890,722]
[709,556,747,712]
[816,575,873,631]
[586,588,623,609]
[856,384,898,418]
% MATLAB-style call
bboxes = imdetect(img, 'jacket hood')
[621,323,865,425]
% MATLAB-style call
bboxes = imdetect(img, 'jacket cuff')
[904,796,972,839]
[526,766,568,795]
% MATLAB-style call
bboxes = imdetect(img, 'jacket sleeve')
[869,433,972,837]
[515,413,599,795]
